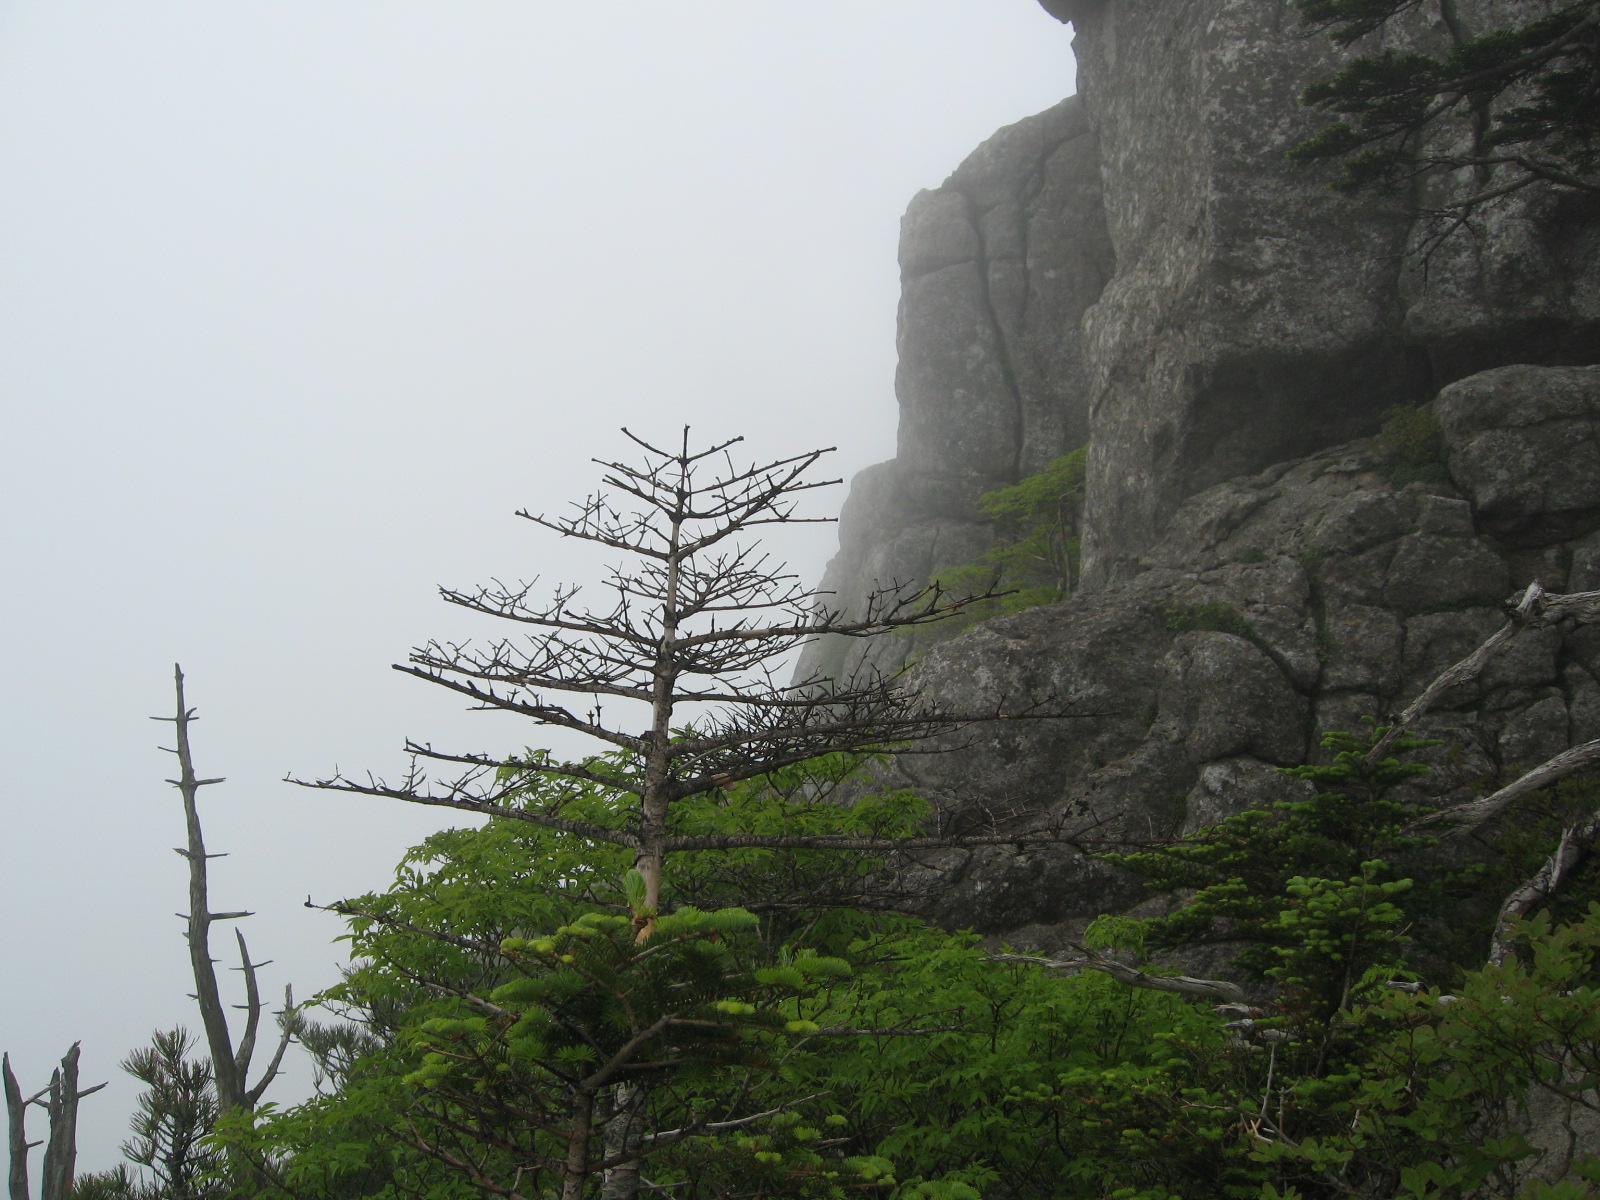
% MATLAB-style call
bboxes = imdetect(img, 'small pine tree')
[119,1030,222,1200]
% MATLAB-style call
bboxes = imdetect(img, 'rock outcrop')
[802,94,1112,678]
[799,9,1600,1184]
[805,1,1600,940]
[810,0,1600,638]
[893,364,1600,944]
[1065,0,1600,581]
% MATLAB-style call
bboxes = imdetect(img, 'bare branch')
[637,1092,832,1149]
[244,987,298,1108]
[1413,738,1600,837]
[298,769,639,850]
[986,949,1249,1005]
[1366,583,1553,764]
[1489,807,1600,966]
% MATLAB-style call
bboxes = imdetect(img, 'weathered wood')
[155,667,294,1116]
[1367,585,1600,765]
[3,1054,31,1200]
[1416,739,1600,837]
[1489,807,1600,966]
[987,949,1249,1005]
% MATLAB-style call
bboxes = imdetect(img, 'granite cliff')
[808,0,1600,941]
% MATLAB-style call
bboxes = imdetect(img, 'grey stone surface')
[1063,0,1600,581]
[797,95,1112,681]
[816,1,1600,648]
[1437,364,1600,535]
[795,7,1600,1184]
[801,5,1600,952]
[875,385,1600,937]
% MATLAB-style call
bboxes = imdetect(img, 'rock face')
[891,364,1600,945]
[1064,0,1600,581]
[804,2,1600,940]
[810,0,1600,637]
[800,10,1600,1182]
[799,95,1112,679]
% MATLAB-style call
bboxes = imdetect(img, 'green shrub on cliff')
[1374,402,1448,486]
[930,449,1087,628]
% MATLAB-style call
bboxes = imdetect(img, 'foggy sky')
[0,0,1074,1170]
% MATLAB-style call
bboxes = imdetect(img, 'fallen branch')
[986,948,1248,1005]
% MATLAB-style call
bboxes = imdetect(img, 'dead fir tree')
[307,430,1085,926]
[3,1043,106,1200]
[303,429,1093,1198]
[154,666,295,1117]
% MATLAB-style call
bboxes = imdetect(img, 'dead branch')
[636,1091,831,1149]
[1489,807,1600,966]
[1363,583,1595,764]
[986,949,1249,1005]
[1413,739,1600,837]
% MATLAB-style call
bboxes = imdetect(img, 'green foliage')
[930,449,1086,627]
[1374,402,1448,486]
[1111,729,1439,993]
[1240,903,1600,1200]
[71,1166,159,1200]
[1162,601,1256,640]
[794,925,1230,1199]
[220,739,1600,1199]
[1291,1,1600,222]
[71,1029,225,1200]
[221,758,947,1198]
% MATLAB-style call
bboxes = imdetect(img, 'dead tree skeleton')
[306,432,1091,920]
[2,1044,105,1200]
[154,666,295,1115]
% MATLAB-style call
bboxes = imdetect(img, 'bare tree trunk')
[161,665,247,1112]
[560,1089,598,1200]
[35,1043,104,1200]
[3,1056,33,1200]
[599,1082,646,1200]
[39,1047,80,1200]
[156,666,294,1116]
